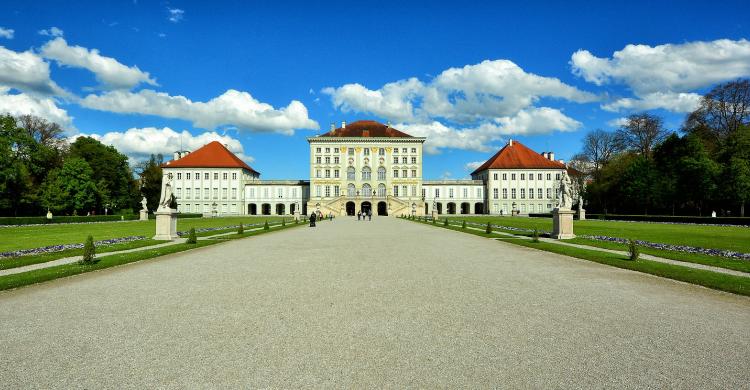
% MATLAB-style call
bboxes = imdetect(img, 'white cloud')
[464,161,484,171]
[38,27,64,37]
[0,46,66,95]
[398,107,580,154]
[0,27,14,39]
[167,8,185,23]
[74,127,253,163]
[40,37,157,90]
[0,87,74,130]
[80,89,319,134]
[571,39,750,113]
[602,91,702,113]
[606,117,629,128]
[324,59,597,124]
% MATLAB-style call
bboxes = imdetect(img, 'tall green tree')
[69,137,135,213]
[40,158,100,214]
[134,154,163,212]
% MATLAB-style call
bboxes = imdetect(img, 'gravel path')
[1,217,748,388]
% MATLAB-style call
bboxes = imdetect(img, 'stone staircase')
[387,196,411,216]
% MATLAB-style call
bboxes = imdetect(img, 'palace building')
[162,120,568,217]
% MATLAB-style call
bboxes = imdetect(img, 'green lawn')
[0,216,287,252]
[458,216,750,253]
[410,218,750,296]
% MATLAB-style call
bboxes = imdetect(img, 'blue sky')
[1,1,749,179]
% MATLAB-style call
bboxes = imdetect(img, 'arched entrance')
[461,202,470,214]
[436,203,443,214]
[447,202,456,214]
[290,203,296,215]
[474,202,484,214]
[424,204,428,214]
[248,204,257,215]
[346,201,355,216]
[276,203,285,215]
[261,203,271,215]
[377,201,387,216]
[361,201,372,215]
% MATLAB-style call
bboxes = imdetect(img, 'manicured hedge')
[587,214,750,226]
[528,213,553,218]
[147,213,203,220]
[0,215,139,226]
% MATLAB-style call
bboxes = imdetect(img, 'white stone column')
[153,207,179,240]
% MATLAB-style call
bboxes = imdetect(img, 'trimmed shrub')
[282,219,286,227]
[532,228,539,243]
[81,235,96,264]
[237,223,244,234]
[586,214,750,226]
[432,217,437,224]
[295,218,299,225]
[628,239,639,261]
[264,220,269,230]
[443,218,449,226]
[485,222,492,234]
[186,228,197,244]
[462,220,466,229]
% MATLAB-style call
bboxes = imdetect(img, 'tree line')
[0,114,164,217]
[573,79,750,217]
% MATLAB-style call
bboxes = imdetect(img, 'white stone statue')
[158,172,174,209]
[140,196,148,211]
[556,171,573,210]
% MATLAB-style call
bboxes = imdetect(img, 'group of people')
[357,210,372,221]
[309,211,334,227]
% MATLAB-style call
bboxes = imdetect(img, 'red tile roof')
[162,141,259,174]
[318,120,413,138]
[471,140,566,174]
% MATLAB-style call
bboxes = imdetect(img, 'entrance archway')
[276,203,285,215]
[424,204,428,214]
[290,204,296,215]
[474,202,484,214]
[361,201,372,215]
[447,202,456,214]
[261,203,271,215]
[248,204,257,215]
[461,202,470,214]
[377,201,387,216]
[436,203,443,214]
[346,201,355,216]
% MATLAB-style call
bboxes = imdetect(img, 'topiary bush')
[282,219,286,227]
[532,228,539,243]
[264,220,269,230]
[237,222,244,234]
[81,235,96,264]
[443,218,449,226]
[485,222,492,234]
[628,239,639,261]
[187,227,197,244]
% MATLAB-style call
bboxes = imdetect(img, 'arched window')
[347,183,356,197]
[347,167,355,180]
[364,148,370,156]
[377,166,386,181]
[377,183,386,197]
[362,166,371,180]
[362,183,372,197]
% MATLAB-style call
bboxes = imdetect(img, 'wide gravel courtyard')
[1,217,748,387]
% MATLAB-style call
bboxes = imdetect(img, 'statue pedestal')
[153,207,179,240]
[139,209,148,221]
[552,208,576,239]
[578,208,586,221]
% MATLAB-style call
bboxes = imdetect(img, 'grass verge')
[0,220,303,292]
[411,218,750,297]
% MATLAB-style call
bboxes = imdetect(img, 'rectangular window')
[402,157,407,164]
[195,172,199,180]
[503,188,508,199]
[511,173,516,180]
[348,148,354,156]
[315,185,321,197]
[204,188,209,199]
[185,188,191,199]
[530,204,535,213]
[393,157,399,164]
[214,173,218,180]
[502,173,507,180]
[325,157,330,164]
[476,188,482,198]
[325,147,330,153]
[529,188,534,199]
[547,188,552,198]
[402,148,407,153]
[195,188,200,198]
[493,188,498,199]
[493,173,498,180]
[402,185,407,197]
[494,204,500,213]
[422,188,426,198]
[393,148,398,154]
[379,148,385,156]
[223,173,228,180]
[176,188,181,198]
[402,169,408,178]
[316,169,321,178]
[278,188,284,198]
[334,169,339,178]
[325,169,330,178]
[325,186,330,197]
[334,186,340,197]
[463,188,468,198]
[213,188,218,199]
[538,173,542,180]
[538,188,543,199]
[292,188,297,198]
[231,188,237,199]
[411,185,417,196]
[547,173,552,180]
[511,189,517,199]
[186,173,191,180]
[435,189,440,198]
[520,189,526,199]
[222,188,227,199]
[411,157,416,164]
[393,186,399,197]
[316,147,321,153]
[393,170,399,178]
[177,173,181,180]
[449,188,454,198]
[334,156,339,164]
[521,174,525,180]
[411,169,417,178]
[263,188,269,198]
[556,173,561,180]
[204,173,209,180]
[364,148,370,156]
[316,157,321,164]
[378,169,385,180]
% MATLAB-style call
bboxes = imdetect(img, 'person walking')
[368,211,372,221]
[309,212,316,227]
[357,211,361,221]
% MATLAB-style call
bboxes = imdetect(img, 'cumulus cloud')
[398,107,580,154]
[0,27,14,39]
[38,27,63,37]
[464,161,484,171]
[80,89,319,134]
[571,39,750,112]
[40,37,157,90]
[0,46,66,95]
[606,117,629,128]
[167,8,185,23]
[0,87,74,130]
[74,127,253,163]
[324,59,597,123]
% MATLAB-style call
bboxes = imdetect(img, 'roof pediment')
[162,141,259,174]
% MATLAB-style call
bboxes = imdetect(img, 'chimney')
[342,121,346,129]
[549,152,555,161]
[509,139,513,146]
[173,151,180,161]
[330,123,335,131]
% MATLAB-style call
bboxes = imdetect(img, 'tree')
[685,79,750,143]
[134,154,163,212]
[69,137,135,213]
[579,129,622,179]
[16,114,66,150]
[727,156,750,217]
[675,136,720,216]
[40,158,99,214]
[617,113,668,158]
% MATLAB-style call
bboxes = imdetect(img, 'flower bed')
[0,236,147,259]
